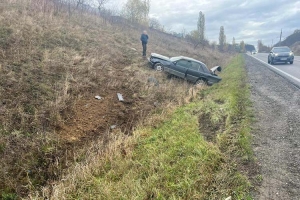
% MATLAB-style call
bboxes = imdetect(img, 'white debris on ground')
[110,125,117,129]
[95,95,102,100]
[117,93,124,101]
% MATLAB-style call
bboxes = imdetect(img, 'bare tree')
[181,27,186,38]
[197,11,205,42]
[149,18,161,30]
[240,40,245,53]
[96,0,110,12]
[186,30,208,49]
[211,41,217,51]
[232,37,235,50]
[76,0,85,8]
[122,0,150,25]
[219,26,225,51]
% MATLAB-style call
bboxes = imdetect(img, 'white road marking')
[250,55,300,83]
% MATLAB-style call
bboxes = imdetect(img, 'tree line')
[45,0,249,52]
[185,11,246,52]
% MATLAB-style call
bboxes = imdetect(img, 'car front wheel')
[290,61,293,64]
[195,79,207,86]
[268,58,270,64]
[154,63,163,71]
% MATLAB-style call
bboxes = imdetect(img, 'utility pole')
[272,39,273,47]
[279,29,282,43]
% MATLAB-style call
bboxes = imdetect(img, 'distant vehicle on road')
[251,50,257,55]
[268,46,294,64]
[148,53,222,86]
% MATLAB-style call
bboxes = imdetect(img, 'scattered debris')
[110,125,117,129]
[224,196,232,200]
[95,95,102,100]
[147,77,159,86]
[117,93,124,101]
[154,102,160,107]
[130,47,137,51]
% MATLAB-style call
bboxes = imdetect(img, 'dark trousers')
[142,43,147,56]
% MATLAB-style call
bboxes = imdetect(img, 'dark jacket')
[140,34,149,44]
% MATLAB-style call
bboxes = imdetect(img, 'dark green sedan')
[148,53,222,85]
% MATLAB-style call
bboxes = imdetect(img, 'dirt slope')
[245,55,300,199]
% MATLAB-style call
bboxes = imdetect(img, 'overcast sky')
[106,0,300,47]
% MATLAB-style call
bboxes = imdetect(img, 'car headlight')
[289,52,294,56]
[274,53,278,56]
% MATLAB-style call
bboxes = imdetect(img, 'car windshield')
[273,47,290,53]
[170,57,180,62]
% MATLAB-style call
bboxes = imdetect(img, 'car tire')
[268,58,270,64]
[154,63,163,72]
[271,58,275,65]
[195,79,207,86]
[290,61,293,64]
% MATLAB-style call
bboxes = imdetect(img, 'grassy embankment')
[39,55,254,200]
[0,0,229,198]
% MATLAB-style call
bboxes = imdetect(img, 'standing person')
[140,30,148,57]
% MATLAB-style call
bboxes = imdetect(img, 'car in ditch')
[268,46,294,64]
[148,53,222,85]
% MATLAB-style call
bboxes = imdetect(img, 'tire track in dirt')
[244,55,300,200]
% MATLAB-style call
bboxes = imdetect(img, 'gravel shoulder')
[244,55,300,199]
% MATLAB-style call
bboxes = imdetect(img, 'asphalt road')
[249,53,300,87]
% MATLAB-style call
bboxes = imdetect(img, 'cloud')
[106,0,300,46]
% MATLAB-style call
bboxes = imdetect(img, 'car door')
[168,59,189,78]
[186,61,203,82]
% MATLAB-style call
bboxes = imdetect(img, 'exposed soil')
[244,55,300,199]
[198,113,225,142]
[59,89,146,142]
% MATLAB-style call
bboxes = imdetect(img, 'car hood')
[151,53,170,61]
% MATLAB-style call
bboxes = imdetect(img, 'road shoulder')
[245,55,300,199]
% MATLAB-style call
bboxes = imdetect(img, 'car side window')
[177,60,191,68]
[190,61,201,71]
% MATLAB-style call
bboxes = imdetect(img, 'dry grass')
[29,56,253,200]
[0,0,231,198]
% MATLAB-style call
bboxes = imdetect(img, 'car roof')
[170,56,206,65]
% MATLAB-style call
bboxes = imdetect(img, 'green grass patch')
[62,55,253,199]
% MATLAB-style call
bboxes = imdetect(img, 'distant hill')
[274,29,300,47]
[291,41,300,55]
[274,29,300,55]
